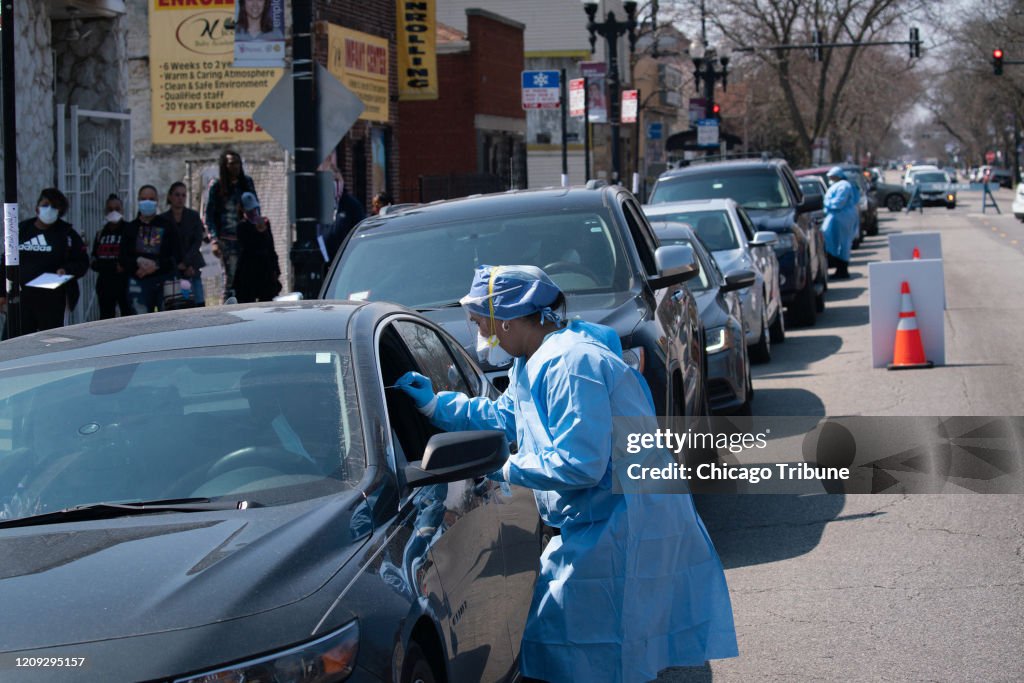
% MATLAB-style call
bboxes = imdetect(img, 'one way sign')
[522,70,561,109]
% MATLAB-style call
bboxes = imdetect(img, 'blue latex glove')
[395,371,435,409]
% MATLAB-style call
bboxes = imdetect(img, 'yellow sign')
[149,0,283,144]
[396,0,438,101]
[326,24,390,123]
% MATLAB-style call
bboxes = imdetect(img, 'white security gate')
[56,105,132,324]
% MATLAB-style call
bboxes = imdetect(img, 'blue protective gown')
[430,320,738,683]
[821,179,859,262]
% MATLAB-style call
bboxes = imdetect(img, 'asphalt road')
[659,187,1024,682]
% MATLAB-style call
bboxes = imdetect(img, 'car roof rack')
[677,151,786,167]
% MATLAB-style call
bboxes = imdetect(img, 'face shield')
[459,283,523,367]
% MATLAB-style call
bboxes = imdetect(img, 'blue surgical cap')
[460,265,563,321]
[827,166,846,179]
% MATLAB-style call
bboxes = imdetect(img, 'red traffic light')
[994,48,1004,59]
[711,103,721,115]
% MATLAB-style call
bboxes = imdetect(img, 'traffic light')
[993,48,1004,75]
[909,28,921,59]
[812,29,823,62]
[711,103,721,118]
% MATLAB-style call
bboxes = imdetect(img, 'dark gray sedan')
[0,302,539,682]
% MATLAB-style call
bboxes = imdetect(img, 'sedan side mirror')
[722,269,757,292]
[649,244,700,290]
[798,194,823,213]
[749,231,778,247]
[404,431,509,487]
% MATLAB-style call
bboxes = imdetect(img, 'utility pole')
[2,0,21,338]
[290,1,322,300]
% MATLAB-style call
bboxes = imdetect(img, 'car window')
[656,236,711,290]
[392,320,472,395]
[329,209,630,307]
[645,209,739,251]
[650,169,793,210]
[0,345,362,522]
[736,208,758,241]
[798,179,823,197]
[914,172,948,183]
[621,198,659,276]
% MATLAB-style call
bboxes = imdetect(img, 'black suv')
[320,186,709,419]
[648,159,824,327]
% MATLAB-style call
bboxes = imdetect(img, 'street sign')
[985,151,996,163]
[569,78,585,117]
[697,118,719,147]
[647,122,663,140]
[253,63,365,164]
[522,70,561,109]
[621,89,638,123]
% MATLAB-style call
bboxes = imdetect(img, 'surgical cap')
[827,166,846,179]
[460,265,563,321]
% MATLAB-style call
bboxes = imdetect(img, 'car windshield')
[329,210,631,307]
[799,179,824,197]
[647,209,739,251]
[0,345,363,522]
[915,172,948,184]
[655,236,711,290]
[650,170,792,210]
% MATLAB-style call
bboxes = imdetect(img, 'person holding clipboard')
[0,188,88,335]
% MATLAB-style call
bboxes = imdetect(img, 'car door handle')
[671,289,685,302]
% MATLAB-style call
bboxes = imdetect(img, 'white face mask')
[105,211,123,224]
[38,206,59,225]
[476,332,513,367]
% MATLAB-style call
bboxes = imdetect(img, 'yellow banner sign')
[326,24,390,123]
[396,0,438,101]
[149,0,283,144]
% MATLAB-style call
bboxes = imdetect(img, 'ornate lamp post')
[690,38,732,119]
[582,1,639,183]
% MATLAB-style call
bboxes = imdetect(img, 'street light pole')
[582,1,638,184]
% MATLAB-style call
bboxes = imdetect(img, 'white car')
[903,165,942,188]
[644,198,784,363]
[1012,184,1024,222]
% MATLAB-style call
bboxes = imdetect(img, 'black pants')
[827,253,849,276]
[96,273,132,319]
[16,287,66,334]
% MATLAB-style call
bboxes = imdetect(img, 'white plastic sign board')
[3,204,18,266]
[569,78,585,117]
[697,119,719,147]
[868,260,946,368]
[621,90,637,123]
[522,70,561,109]
[888,232,942,261]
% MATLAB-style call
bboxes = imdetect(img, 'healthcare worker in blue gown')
[395,265,738,683]
[821,166,860,279]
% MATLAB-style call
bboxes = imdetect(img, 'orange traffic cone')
[912,247,921,259]
[888,281,933,370]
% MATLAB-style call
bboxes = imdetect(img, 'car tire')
[769,305,786,344]
[947,202,956,210]
[788,275,817,328]
[402,643,439,683]
[886,194,904,212]
[749,306,771,364]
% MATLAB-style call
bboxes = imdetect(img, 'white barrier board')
[868,260,946,368]
[888,232,943,261]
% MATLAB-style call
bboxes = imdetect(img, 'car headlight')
[772,233,796,252]
[705,326,731,354]
[622,346,645,372]
[174,620,358,683]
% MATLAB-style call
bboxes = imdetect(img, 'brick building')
[397,9,526,203]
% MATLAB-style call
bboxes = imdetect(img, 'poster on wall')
[149,0,283,145]
[580,61,607,124]
[327,24,390,122]
[233,0,286,68]
[396,0,438,100]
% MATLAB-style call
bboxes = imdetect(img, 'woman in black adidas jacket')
[0,188,88,334]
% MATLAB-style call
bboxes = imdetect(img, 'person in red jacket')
[1,187,88,334]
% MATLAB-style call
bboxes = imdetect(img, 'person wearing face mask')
[0,188,88,334]
[119,184,182,314]
[161,181,206,306]
[394,265,738,683]
[233,192,281,303]
[90,193,132,319]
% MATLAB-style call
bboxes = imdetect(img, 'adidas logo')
[20,235,52,252]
